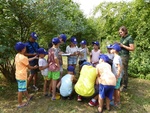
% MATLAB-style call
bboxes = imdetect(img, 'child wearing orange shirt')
[15,42,38,108]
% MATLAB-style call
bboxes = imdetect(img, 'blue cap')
[52,37,60,45]
[67,66,75,73]
[15,42,26,52]
[30,32,38,40]
[107,44,112,49]
[110,43,121,52]
[37,48,48,55]
[92,41,99,46]
[99,54,110,63]
[60,34,67,42]
[70,37,77,44]
[81,61,92,67]
[80,40,87,45]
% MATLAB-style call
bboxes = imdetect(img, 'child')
[110,43,122,106]
[15,42,38,108]
[74,62,97,102]
[96,54,116,112]
[57,66,77,99]
[48,37,61,100]
[105,44,114,66]
[78,40,89,71]
[37,48,50,96]
[66,37,79,69]
[90,41,101,67]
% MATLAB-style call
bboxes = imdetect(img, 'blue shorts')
[115,78,121,89]
[17,80,27,92]
[99,84,115,100]
[68,56,77,65]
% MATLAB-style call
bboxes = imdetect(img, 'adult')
[25,32,40,91]
[119,26,135,91]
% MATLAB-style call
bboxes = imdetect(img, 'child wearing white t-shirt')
[37,48,50,96]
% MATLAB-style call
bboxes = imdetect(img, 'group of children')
[14,34,123,112]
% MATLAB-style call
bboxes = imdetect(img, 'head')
[106,44,112,53]
[99,54,110,63]
[110,43,121,54]
[37,48,48,58]
[52,37,60,47]
[119,26,128,37]
[80,40,87,48]
[81,61,92,68]
[92,41,100,50]
[29,32,38,42]
[15,42,26,54]
[59,34,67,44]
[67,66,75,74]
[70,37,78,46]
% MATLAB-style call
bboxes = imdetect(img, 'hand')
[34,65,38,69]
[119,43,124,47]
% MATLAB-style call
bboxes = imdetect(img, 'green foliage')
[93,0,150,79]
[0,0,95,82]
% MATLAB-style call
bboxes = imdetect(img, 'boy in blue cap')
[37,48,50,96]
[25,32,39,91]
[57,66,77,100]
[48,37,61,100]
[110,43,123,106]
[96,54,116,112]
[15,42,38,108]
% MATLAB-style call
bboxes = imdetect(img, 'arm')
[27,64,38,69]
[72,75,77,84]
[24,52,37,57]
[39,64,48,70]
[116,64,122,78]
[120,43,135,51]
[28,55,38,61]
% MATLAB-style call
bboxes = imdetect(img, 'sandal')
[17,103,27,108]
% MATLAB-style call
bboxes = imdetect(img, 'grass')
[0,57,150,113]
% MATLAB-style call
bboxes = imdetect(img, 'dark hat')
[37,48,48,54]
[30,32,38,40]
[52,37,60,45]
[15,42,26,52]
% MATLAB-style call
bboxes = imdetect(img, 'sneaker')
[32,85,38,91]
[88,100,98,107]
[77,95,82,102]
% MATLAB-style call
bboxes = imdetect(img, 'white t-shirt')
[78,47,88,61]
[66,45,78,54]
[112,55,123,78]
[38,58,48,76]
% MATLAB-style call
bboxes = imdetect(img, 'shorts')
[99,84,115,100]
[43,76,50,80]
[48,71,60,80]
[115,78,121,89]
[68,56,77,65]
[60,65,63,72]
[29,59,39,75]
[17,80,27,92]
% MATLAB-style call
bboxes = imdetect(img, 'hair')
[119,26,128,35]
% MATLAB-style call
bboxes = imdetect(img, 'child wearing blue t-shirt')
[110,43,123,106]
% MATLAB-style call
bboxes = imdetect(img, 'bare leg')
[106,97,111,110]
[52,79,57,99]
[18,92,23,105]
[43,80,47,95]
[27,74,34,87]
[33,74,37,86]
[49,80,52,94]
[114,89,117,105]
[98,95,104,112]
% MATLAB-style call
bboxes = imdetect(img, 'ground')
[0,76,150,113]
